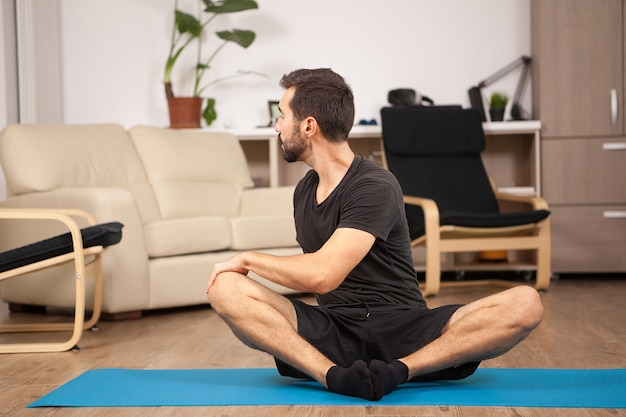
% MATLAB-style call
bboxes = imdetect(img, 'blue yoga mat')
[28,367,626,408]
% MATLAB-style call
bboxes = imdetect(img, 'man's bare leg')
[369,286,544,397]
[207,272,377,399]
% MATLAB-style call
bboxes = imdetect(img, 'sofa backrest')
[0,124,143,193]
[0,123,161,223]
[128,126,254,219]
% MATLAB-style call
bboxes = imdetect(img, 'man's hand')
[206,253,249,293]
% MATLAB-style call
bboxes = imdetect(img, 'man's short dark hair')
[280,68,355,143]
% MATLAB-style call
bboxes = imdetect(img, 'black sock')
[369,359,409,400]
[326,360,374,400]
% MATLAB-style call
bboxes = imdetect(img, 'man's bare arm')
[206,227,376,294]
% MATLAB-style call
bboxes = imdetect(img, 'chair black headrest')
[381,107,485,156]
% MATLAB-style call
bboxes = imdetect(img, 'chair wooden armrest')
[0,208,107,353]
[494,191,550,211]
[489,176,550,211]
[403,195,442,296]
[402,193,550,296]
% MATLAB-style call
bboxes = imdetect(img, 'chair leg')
[0,244,93,353]
[0,270,86,353]
[82,255,103,330]
[533,219,552,292]
[421,244,441,297]
[534,248,551,291]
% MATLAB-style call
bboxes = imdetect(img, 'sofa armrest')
[240,186,295,216]
[0,187,150,313]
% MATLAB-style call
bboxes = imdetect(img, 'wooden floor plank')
[1,276,625,417]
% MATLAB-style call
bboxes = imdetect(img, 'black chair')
[0,209,122,352]
[380,106,551,296]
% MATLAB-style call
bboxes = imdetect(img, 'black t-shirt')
[293,155,426,307]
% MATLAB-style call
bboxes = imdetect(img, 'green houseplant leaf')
[202,98,217,125]
[175,10,203,36]
[193,29,257,96]
[216,29,256,48]
[490,92,509,110]
[164,7,204,97]
[203,0,259,14]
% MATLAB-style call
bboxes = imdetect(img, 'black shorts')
[275,299,480,382]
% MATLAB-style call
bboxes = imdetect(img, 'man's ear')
[302,116,317,137]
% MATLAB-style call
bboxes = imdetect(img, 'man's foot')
[326,360,374,400]
[369,359,409,400]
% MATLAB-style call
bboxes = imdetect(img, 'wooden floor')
[1,275,625,417]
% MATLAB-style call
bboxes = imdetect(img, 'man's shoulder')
[353,157,400,186]
[342,158,404,207]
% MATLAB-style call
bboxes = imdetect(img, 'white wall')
[56,0,531,129]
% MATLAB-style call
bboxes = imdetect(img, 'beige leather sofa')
[0,124,301,317]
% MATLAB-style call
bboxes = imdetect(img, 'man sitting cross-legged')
[206,68,543,401]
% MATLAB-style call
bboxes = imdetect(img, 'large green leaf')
[202,0,258,14]
[175,10,202,37]
[216,30,256,48]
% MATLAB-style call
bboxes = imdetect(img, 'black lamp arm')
[472,55,531,121]
[511,59,531,119]
[478,55,531,89]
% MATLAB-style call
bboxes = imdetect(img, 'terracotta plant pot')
[167,97,202,129]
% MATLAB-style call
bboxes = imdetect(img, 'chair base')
[0,209,108,354]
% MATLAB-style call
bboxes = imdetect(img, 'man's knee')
[511,286,544,332]
[206,271,247,312]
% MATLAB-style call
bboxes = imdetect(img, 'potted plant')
[489,91,508,122]
[164,0,259,128]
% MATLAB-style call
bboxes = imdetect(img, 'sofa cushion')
[144,217,231,257]
[151,182,242,219]
[239,186,295,216]
[129,126,254,220]
[0,124,147,196]
[230,216,297,250]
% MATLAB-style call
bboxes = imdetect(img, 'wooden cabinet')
[542,138,626,205]
[532,0,626,273]
[549,205,626,273]
[531,0,623,138]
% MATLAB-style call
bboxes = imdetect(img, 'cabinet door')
[531,0,623,138]
[550,205,626,272]
[542,137,626,204]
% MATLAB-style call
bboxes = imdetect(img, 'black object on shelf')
[468,56,531,121]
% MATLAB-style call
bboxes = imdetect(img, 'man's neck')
[310,141,355,204]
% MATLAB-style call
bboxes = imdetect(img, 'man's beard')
[279,129,307,163]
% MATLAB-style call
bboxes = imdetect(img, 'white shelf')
[482,120,542,135]
[213,120,541,140]
[497,186,537,197]
[205,121,542,192]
